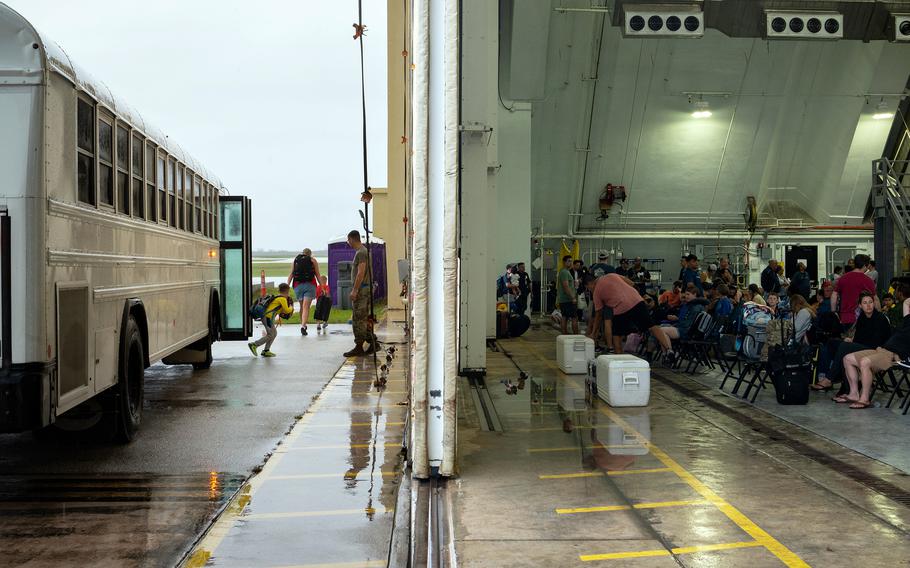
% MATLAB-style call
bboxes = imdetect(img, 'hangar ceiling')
[502,0,910,236]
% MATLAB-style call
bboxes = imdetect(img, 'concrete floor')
[452,327,910,567]
[0,324,378,567]
[184,326,409,568]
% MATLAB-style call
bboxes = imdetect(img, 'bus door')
[219,196,252,340]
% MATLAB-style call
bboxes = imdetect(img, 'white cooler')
[556,335,595,374]
[595,354,650,407]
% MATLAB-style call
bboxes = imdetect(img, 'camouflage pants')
[352,290,377,347]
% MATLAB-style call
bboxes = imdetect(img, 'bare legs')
[300,298,313,330]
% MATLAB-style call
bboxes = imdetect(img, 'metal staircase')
[873,157,910,246]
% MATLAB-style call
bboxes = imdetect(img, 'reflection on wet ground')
[186,338,408,568]
[453,327,910,567]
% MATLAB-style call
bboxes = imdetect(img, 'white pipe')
[410,0,430,479]
[440,0,459,477]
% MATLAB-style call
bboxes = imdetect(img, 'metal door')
[784,245,818,282]
[219,196,252,340]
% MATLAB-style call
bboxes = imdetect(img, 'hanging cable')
[354,1,384,388]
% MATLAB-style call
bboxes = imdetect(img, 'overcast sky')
[6,0,388,252]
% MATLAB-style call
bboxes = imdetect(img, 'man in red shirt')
[831,254,879,332]
[587,273,675,362]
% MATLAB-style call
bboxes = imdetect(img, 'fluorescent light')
[873,112,894,120]
[691,100,711,118]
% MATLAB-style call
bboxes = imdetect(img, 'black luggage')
[314,296,332,322]
[508,314,531,338]
[496,310,510,338]
[767,319,813,405]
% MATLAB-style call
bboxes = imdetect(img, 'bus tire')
[192,302,216,371]
[115,316,145,442]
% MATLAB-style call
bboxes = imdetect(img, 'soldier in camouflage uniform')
[344,230,378,357]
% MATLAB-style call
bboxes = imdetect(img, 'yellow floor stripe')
[518,339,811,568]
[243,507,393,521]
[539,468,672,480]
[512,426,594,432]
[557,499,708,515]
[527,444,644,453]
[580,540,762,562]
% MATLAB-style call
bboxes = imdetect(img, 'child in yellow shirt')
[248,283,294,357]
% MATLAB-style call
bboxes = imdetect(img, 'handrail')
[873,158,910,247]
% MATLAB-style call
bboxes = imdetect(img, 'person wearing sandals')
[288,248,321,336]
[838,295,910,409]
[814,291,893,393]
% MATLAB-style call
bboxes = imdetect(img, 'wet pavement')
[185,330,408,568]
[0,325,357,567]
[452,327,910,567]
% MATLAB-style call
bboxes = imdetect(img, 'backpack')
[690,311,713,339]
[250,294,275,319]
[293,254,315,283]
[742,324,767,360]
[742,302,773,327]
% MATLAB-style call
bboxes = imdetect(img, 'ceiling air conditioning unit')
[624,4,704,38]
[765,11,843,39]
[889,14,910,42]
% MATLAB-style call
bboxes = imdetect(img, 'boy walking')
[315,275,332,332]
[248,283,295,357]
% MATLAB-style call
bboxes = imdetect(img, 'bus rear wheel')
[192,305,216,371]
[115,316,145,442]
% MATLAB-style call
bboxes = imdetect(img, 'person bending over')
[586,273,676,363]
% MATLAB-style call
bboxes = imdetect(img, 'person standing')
[288,248,321,336]
[867,260,879,287]
[681,254,703,295]
[831,254,878,333]
[629,257,651,294]
[344,230,379,357]
[761,259,781,296]
[515,262,532,315]
[557,255,578,334]
[790,262,811,299]
[589,253,614,278]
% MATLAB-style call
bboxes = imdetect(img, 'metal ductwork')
[610,0,910,41]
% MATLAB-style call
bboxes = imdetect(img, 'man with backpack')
[287,248,321,336]
[248,283,295,357]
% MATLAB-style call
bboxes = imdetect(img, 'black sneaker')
[663,350,677,366]
[898,357,910,369]
[301,326,308,336]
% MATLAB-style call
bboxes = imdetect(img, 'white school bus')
[0,4,252,440]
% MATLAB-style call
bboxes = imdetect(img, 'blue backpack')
[249,294,275,319]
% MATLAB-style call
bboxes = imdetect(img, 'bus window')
[177,164,185,231]
[132,135,145,219]
[167,159,176,228]
[205,184,212,238]
[116,125,129,215]
[98,117,114,207]
[146,143,157,222]
[194,178,202,233]
[184,169,193,231]
[76,98,96,206]
[157,154,166,225]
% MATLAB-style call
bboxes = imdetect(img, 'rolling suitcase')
[314,295,332,322]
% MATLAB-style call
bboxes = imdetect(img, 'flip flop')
[833,395,858,404]
[849,401,872,409]
[810,383,832,392]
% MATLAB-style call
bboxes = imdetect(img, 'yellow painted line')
[557,499,709,515]
[512,426,594,432]
[518,339,811,568]
[266,471,398,481]
[243,507,393,521]
[539,467,672,480]
[305,422,406,428]
[288,442,402,450]
[527,444,644,453]
[580,540,763,562]
[275,561,387,568]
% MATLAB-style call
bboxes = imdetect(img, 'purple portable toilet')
[327,235,387,307]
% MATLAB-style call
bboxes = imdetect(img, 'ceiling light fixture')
[873,100,894,120]
[692,100,711,118]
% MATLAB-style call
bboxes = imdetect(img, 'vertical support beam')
[459,0,492,374]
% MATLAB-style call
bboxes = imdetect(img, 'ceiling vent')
[889,14,910,42]
[624,4,704,38]
[765,11,843,40]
